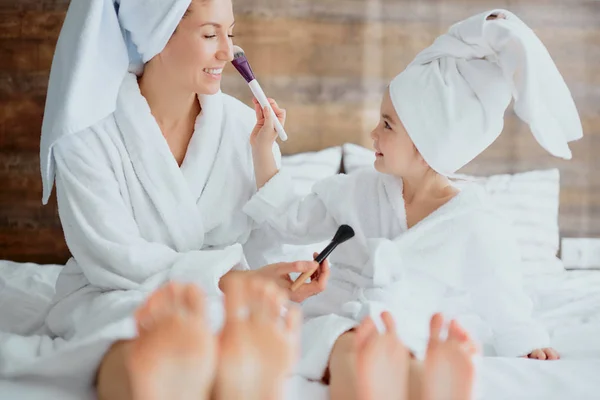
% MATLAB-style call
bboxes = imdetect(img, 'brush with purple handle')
[231,45,288,142]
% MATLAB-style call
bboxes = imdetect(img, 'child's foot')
[213,275,301,400]
[126,282,217,400]
[329,330,359,400]
[355,312,410,400]
[422,313,477,400]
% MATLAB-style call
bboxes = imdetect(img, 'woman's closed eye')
[204,34,235,39]
[384,121,392,130]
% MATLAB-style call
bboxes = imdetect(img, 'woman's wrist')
[251,142,274,158]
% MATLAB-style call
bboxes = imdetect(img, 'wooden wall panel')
[0,0,598,264]
[0,2,66,263]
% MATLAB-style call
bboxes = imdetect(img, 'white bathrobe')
[244,168,550,381]
[0,73,279,381]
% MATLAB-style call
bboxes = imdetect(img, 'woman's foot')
[355,312,410,400]
[126,282,217,400]
[422,313,477,400]
[213,275,301,400]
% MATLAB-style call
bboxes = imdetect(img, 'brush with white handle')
[231,45,288,141]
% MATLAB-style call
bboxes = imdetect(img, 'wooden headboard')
[1,0,598,264]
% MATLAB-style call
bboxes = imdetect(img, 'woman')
[0,0,328,397]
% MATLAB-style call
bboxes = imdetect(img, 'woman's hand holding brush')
[247,256,330,303]
[288,253,330,303]
[291,225,355,293]
[250,97,286,189]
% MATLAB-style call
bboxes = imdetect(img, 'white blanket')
[0,73,280,382]
[244,168,551,380]
[1,263,600,399]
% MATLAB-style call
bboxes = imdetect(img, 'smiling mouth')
[203,68,224,75]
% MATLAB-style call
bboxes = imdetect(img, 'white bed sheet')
[1,262,599,399]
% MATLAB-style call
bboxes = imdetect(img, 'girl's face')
[370,90,428,177]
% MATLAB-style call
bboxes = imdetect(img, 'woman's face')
[157,0,235,95]
[370,90,427,177]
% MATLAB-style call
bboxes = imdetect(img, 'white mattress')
[1,262,600,399]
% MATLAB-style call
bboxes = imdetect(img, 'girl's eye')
[384,121,391,130]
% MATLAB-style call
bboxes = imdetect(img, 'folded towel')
[389,9,583,175]
[40,0,191,203]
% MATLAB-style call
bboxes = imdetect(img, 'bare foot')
[126,282,217,400]
[355,312,410,400]
[329,330,359,400]
[213,275,301,400]
[422,313,477,400]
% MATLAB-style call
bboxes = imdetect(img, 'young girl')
[246,9,581,398]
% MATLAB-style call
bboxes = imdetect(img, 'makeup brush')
[291,225,355,292]
[231,45,288,142]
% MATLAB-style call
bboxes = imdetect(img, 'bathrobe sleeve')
[464,215,551,356]
[53,133,246,296]
[243,171,346,245]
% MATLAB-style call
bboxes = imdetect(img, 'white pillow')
[343,143,376,174]
[458,170,563,275]
[265,147,342,265]
[342,144,564,275]
[282,146,342,195]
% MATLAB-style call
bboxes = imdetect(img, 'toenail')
[235,306,250,320]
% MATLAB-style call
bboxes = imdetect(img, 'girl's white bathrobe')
[244,168,550,381]
[0,73,278,381]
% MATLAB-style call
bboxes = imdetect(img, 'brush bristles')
[233,45,245,60]
[333,225,355,243]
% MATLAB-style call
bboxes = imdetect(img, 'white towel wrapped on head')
[389,9,583,175]
[40,0,191,203]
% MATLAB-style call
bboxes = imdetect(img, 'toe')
[136,283,181,331]
[265,281,286,321]
[284,303,302,334]
[254,280,281,323]
[529,349,545,360]
[224,275,247,324]
[148,283,179,315]
[248,278,271,323]
[135,305,152,334]
[429,313,444,341]
[465,341,480,356]
[546,349,560,360]
[284,303,302,350]
[448,320,469,342]
[183,284,205,317]
[164,282,187,309]
[355,317,378,350]
[381,311,397,336]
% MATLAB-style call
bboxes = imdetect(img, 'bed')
[1,146,600,399]
[1,262,600,399]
